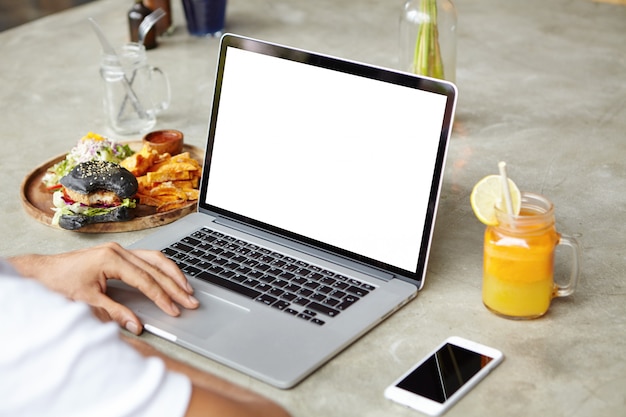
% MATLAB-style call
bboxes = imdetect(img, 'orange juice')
[482,195,562,319]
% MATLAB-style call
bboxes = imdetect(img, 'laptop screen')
[201,35,456,281]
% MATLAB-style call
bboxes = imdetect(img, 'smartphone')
[384,336,503,416]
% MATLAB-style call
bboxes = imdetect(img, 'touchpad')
[108,284,249,339]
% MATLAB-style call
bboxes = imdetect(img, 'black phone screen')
[396,343,494,403]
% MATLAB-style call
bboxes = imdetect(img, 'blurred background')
[0,0,98,31]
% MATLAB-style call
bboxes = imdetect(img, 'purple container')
[182,0,227,37]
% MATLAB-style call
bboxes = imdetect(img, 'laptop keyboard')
[162,227,376,326]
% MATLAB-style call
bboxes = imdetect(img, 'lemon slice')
[470,175,521,225]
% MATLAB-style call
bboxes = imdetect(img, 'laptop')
[108,33,457,389]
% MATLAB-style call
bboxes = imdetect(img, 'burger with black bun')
[51,160,138,230]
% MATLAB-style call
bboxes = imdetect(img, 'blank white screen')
[206,48,447,272]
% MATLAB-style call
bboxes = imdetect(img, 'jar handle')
[554,234,581,298]
[148,65,171,114]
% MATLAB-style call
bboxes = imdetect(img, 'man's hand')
[8,242,199,334]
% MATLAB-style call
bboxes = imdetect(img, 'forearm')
[6,254,48,279]
[124,336,291,417]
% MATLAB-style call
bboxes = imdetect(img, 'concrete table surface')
[1,0,625,416]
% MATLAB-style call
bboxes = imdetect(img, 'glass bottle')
[399,0,457,83]
[128,0,157,50]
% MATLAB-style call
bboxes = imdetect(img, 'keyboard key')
[197,242,212,251]
[284,283,300,293]
[255,283,272,292]
[196,261,212,270]
[278,271,295,280]
[269,287,284,297]
[191,230,208,239]
[236,266,252,274]
[181,236,201,246]
[346,285,369,297]
[183,265,201,276]
[244,259,260,267]
[224,262,239,270]
[311,293,326,302]
[318,285,333,294]
[207,265,224,275]
[220,270,236,279]
[307,301,340,317]
[273,279,289,288]
[267,267,283,276]
[185,258,201,265]
[197,271,262,299]
[328,289,346,299]
[281,292,297,302]
[162,247,179,257]
[323,297,340,307]
[291,276,307,286]
[336,296,358,311]
[295,268,311,276]
[256,293,277,306]
[304,281,320,290]
[171,242,193,253]
[259,275,275,284]
[333,281,349,290]
[231,274,246,283]
[270,259,287,268]
[272,300,290,310]
[293,297,309,306]
[311,272,325,281]
[259,255,275,263]
[297,288,314,298]
[242,278,259,288]
[189,249,205,258]
[249,270,264,280]
[297,312,313,321]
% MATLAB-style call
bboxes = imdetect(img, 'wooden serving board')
[20,142,204,233]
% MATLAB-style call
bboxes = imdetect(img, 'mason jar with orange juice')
[471,168,581,319]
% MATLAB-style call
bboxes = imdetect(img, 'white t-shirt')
[0,260,192,417]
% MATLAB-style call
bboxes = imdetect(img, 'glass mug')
[100,43,170,135]
[482,192,581,319]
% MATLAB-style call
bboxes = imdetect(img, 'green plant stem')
[412,0,444,79]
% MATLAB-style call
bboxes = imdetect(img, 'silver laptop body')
[109,34,457,389]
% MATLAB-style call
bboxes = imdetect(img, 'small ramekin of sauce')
[143,129,184,155]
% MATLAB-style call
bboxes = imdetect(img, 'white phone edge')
[384,336,504,416]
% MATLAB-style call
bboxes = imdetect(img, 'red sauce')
[149,132,179,144]
[143,129,184,155]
